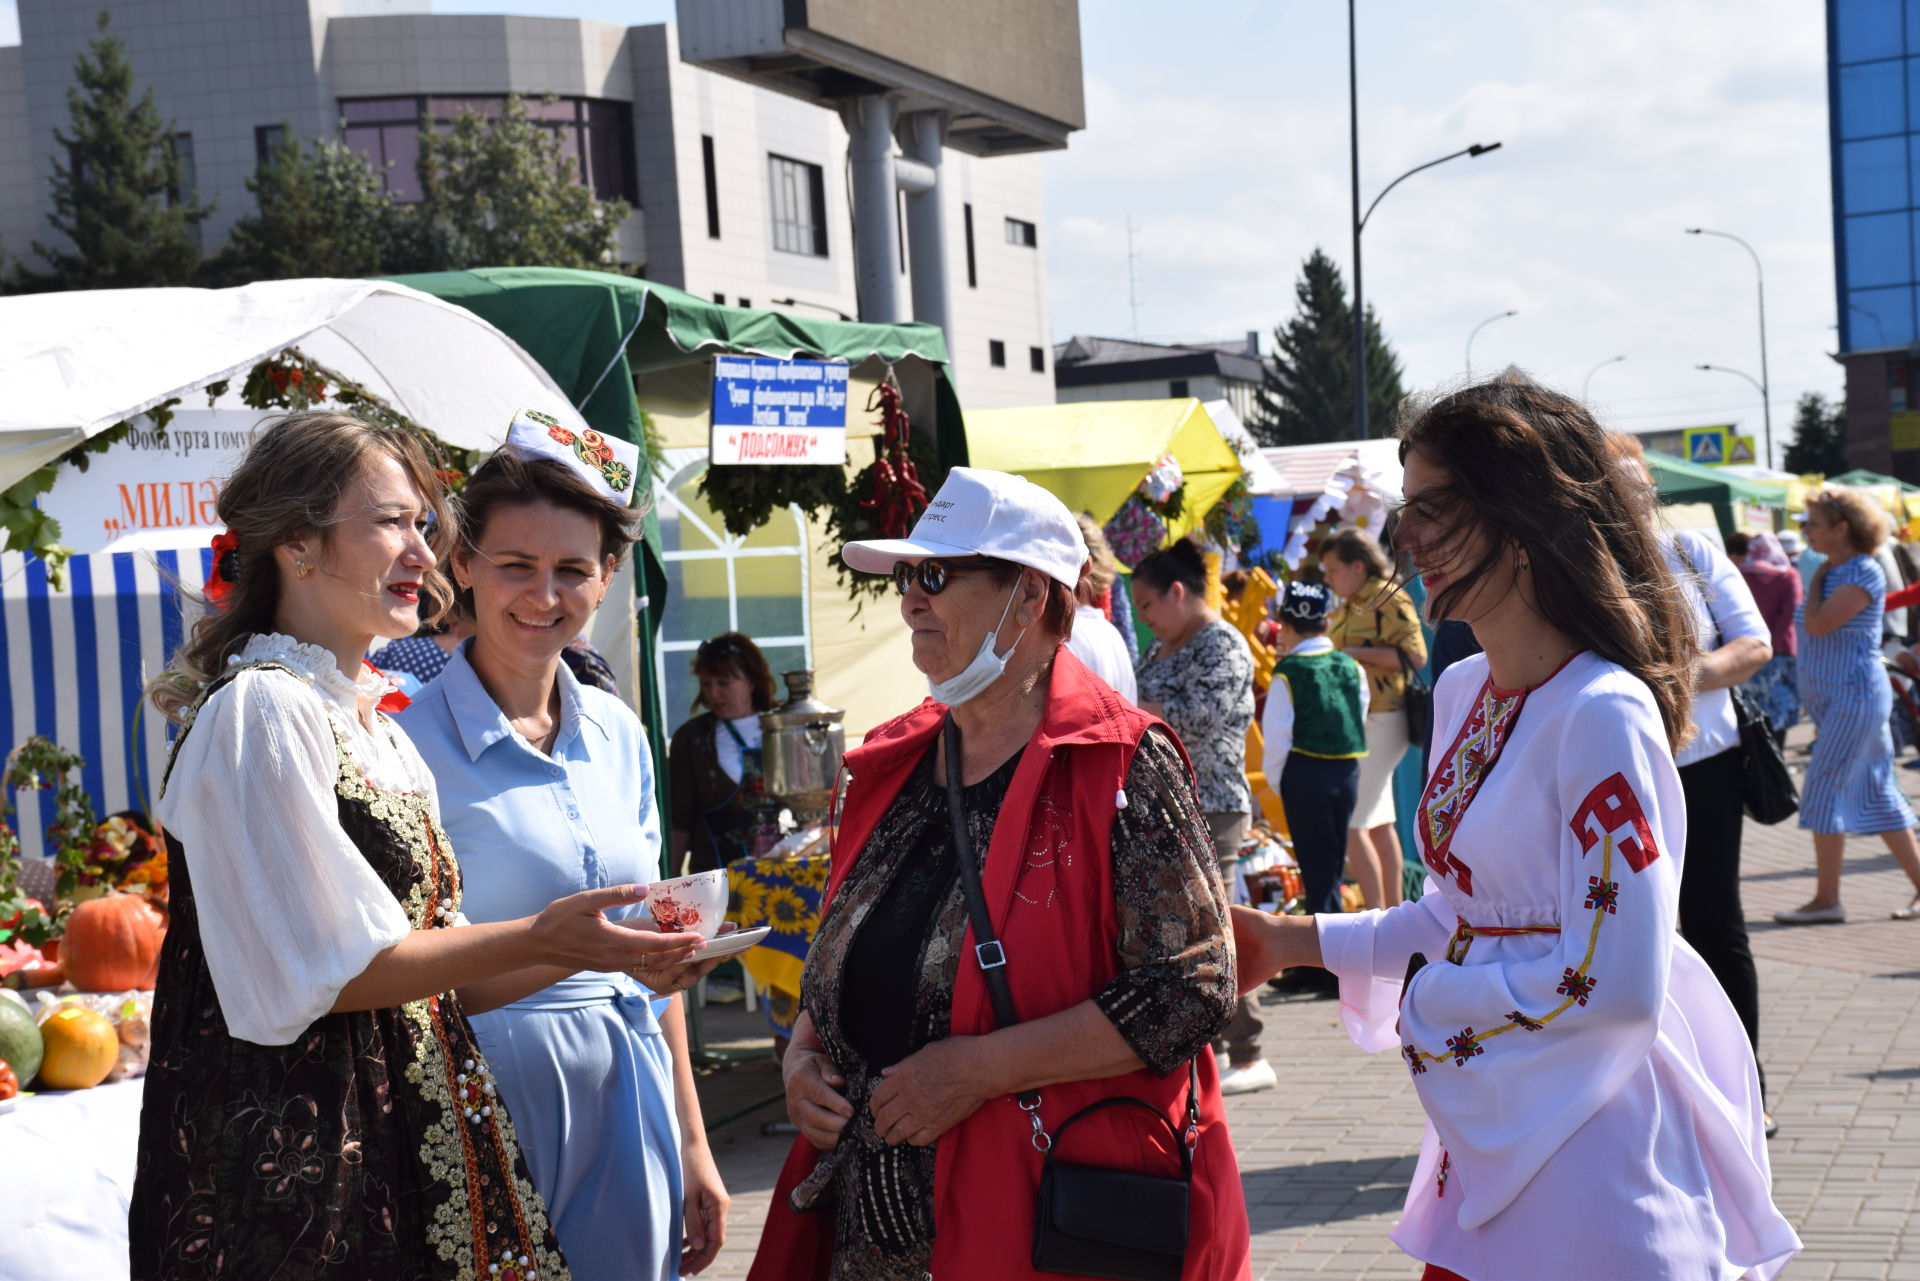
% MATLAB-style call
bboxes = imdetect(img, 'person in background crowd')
[401,421,730,1279]
[1737,532,1805,746]
[1259,580,1367,1000]
[131,411,706,1278]
[1064,511,1138,702]
[751,467,1248,1280]
[368,615,474,687]
[1133,536,1271,1094]
[1790,522,1827,595]
[1323,528,1427,911]
[667,633,786,876]
[1233,375,1799,1281]
[1775,488,1920,925]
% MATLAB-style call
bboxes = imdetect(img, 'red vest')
[748,648,1252,1281]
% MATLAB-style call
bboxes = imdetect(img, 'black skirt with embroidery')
[128,664,567,1281]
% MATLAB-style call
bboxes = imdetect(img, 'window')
[254,124,286,168]
[339,95,638,205]
[1169,378,1190,398]
[1030,346,1046,374]
[167,133,200,249]
[769,154,828,256]
[1005,217,1038,248]
[713,292,727,305]
[989,340,1007,368]
[737,298,751,309]
[963,202,978,287]
[702,135,721,239]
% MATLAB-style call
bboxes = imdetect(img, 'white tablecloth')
[0,1079,141,1281]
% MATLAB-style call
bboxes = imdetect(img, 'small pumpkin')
[0,1059,17,1100]
[61,892,167,992]
[37,1006,119,1089]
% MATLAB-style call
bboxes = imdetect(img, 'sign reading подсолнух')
[709,356,850,466]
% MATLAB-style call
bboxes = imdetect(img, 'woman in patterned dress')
[1230,378,1798,1280]
[748,467,1248,1281]
[1773,487,1920,925]
[130,412,705,1280]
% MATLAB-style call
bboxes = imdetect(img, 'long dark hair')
[1395,376,1696,751]
[150,413,455,723]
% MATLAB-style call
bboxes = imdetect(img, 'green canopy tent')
[1829,468,1920,493]
[1643,450,1787,537]
[392,267,961,859]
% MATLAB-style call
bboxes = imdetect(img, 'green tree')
[1250,248,1406,447]
[202,130,400,285]
[1782,391,1849,476]
[9,12,211,292]
[388,95,630,273]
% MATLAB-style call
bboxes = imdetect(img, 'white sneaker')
[1772,904,1846,925]
[1218,1059,1277,1096]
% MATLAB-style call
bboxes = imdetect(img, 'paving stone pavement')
[694,725,1920,1279]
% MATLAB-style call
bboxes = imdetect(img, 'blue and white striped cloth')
[1796,554,1916,835]
[0,547,212,861]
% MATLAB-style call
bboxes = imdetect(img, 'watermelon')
[0,993,43,1086]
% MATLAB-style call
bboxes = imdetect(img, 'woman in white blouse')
[1230,378,1798,1281]
[129,412,705,1280]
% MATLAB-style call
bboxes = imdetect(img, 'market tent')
[1251,440,1404,568]
[0,278,588,488]
[1830,468,1920,492]
[1645,451,1787,537]
[962,398,1242,540]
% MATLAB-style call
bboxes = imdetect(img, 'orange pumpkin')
[0,1059,17,1100]
[61,893,166,992]
[38,1006,118,1089]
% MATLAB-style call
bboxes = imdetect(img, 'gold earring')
[296,560,311,579]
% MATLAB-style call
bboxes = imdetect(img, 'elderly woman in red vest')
[748,467,1250,1281]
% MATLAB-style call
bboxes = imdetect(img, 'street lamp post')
[1582,354,1627,401]
[771,296,853,322]
[1695,363,1768,465]
[1465,309,1518,379]
[1348,2,1501,440]
[1685,228,1772,470]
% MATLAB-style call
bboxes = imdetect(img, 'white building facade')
[0,0,1055,408]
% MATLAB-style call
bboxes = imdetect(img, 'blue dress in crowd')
[399,641,684,1281]
[1796,554,1917,836]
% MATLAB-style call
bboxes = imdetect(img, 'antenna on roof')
[1127,215,1142,340]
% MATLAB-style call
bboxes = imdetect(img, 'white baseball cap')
[841,466,1089,589]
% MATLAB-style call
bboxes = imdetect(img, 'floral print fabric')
[1134,620,1255,814]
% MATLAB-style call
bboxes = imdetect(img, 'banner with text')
[37,408,259,554]
[709,357,849,466]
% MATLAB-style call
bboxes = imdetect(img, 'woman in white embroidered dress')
[1230,378,1799,1281]
[132,413,706,1279]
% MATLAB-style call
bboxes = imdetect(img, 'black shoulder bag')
[1377,606,1434,747]
[941,715,1197,1281]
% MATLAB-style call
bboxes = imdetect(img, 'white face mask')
[928,580,1029,707]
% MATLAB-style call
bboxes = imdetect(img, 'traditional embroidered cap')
[504,409,641,506]
[1279,580,1333,622]
[840,466,1088,589]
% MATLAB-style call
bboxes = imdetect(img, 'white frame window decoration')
[652,455,812,716]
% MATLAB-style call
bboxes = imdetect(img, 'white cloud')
[1045,0,1841,462]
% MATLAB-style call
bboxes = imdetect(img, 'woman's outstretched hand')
[527,885,704,973]
[784,1011,853,1151]
[1229,903,1322,994]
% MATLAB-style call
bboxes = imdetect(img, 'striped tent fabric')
[0,546,212,864]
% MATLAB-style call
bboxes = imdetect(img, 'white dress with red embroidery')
[1315,652,1799,1281]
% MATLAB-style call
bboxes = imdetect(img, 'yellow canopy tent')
[963,398,1244,539]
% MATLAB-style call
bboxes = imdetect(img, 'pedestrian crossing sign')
[1727,435,1757,465]
[1684,426,1729,466]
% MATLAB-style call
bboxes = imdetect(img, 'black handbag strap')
[942,713,1200,1153]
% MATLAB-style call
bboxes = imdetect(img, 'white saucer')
[697,925,773,960]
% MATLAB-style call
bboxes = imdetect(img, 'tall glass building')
[1830,0,1920,475]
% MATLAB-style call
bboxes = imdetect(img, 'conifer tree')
[1250,248,1406,446]
[1782,391,1850,476]
[9,12,211,292]
[203,131,398,284]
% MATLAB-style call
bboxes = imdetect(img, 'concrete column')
[843,94,902,324]
[900,110,953,347]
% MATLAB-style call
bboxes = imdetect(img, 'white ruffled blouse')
[156,633,432,1046]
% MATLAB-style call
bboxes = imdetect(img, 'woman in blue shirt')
[401,419,731,1279]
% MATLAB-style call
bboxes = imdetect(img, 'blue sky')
[2,1,1839,458]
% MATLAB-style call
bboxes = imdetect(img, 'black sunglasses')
[891,557,1000,597]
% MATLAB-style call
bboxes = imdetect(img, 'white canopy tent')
[0,278,591,488]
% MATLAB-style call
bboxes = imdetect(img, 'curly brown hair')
[1805,487,1888,556]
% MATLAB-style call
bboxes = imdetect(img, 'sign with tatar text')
[709,356,850,466]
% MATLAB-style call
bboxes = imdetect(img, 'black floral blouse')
[1135,620,1255,815]
[794,727,1234,1281]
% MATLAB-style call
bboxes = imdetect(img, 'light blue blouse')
[398,642,684,1281]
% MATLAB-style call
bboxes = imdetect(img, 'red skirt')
[1422,1267,1470,1281]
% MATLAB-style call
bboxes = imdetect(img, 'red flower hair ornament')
[205,531,241,607]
